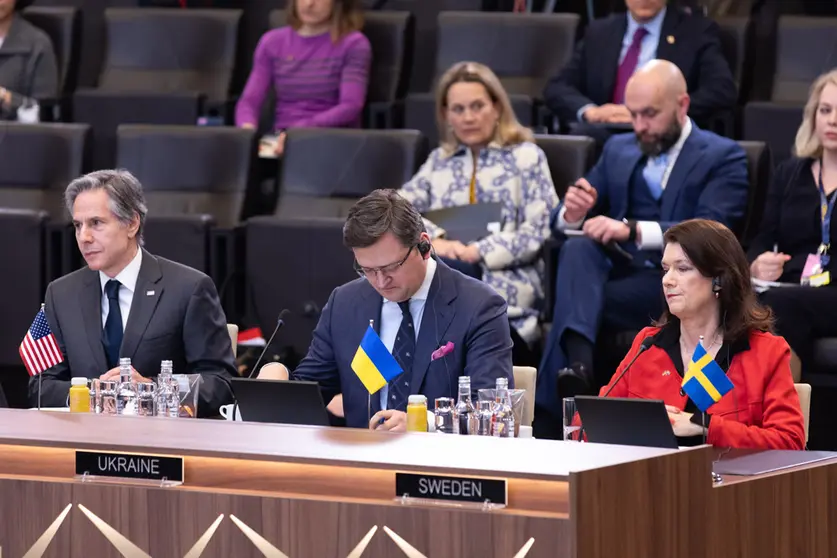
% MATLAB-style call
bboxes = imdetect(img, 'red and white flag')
[19,307,64,376]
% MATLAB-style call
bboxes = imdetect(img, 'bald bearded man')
[535,60,749,435]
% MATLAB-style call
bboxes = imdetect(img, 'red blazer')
[600,326,805,450]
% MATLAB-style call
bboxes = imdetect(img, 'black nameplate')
[395,472,507,505]
[75,450,184,483]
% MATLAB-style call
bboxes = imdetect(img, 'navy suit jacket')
[292,260,514,429]
[550,124,749,236]
[543,8,737,126]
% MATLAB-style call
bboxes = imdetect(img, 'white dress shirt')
[379,257,437,410]
[557,118,693,251]
[99,248,142,332]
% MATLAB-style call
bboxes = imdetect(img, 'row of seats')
[17,5,837,164]
[0,121,777,362]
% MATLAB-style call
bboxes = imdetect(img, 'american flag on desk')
[19,306,63,376]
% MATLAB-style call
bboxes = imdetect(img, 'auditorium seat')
[268,9,415,129]
[116,124,257,280]
[0,209,48,368]
[405,12,580,148]
[743,103,803,167]
[532,135,596,323]
[534,134,596,199]
[736,140,772,248]
[716,16,749,95]
[245,217,357,365]
[387,0,484,95]
[743,16,837,164]
[73,8,242,169]
[275,128,428,219]
[34,0,136,90]
[0,123,88,217]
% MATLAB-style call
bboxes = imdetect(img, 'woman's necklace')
[681,331,723,359]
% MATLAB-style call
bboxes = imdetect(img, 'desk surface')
[0,409,681,480]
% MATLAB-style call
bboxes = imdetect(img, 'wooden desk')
[0,410,832,557]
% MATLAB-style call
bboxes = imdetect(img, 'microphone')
[247,309,290,379]
[601,335,655,398]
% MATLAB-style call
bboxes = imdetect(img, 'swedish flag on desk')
[682,340,734,412]
[351,325,403,393]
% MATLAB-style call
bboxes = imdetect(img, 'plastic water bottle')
[156,360,179,418]
[116,358,137,415]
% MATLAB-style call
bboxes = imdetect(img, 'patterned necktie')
[102,279,123,369]
[387,300,416,411]
[612,27,649,104]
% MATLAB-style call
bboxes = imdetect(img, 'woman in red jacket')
[600,219,805,450]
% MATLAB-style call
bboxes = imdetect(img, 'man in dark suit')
[267,189,514,430]
[536,60,748,436]
[543,0,736,144]
[30,170,235,416]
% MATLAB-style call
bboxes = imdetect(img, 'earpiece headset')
[712,277,722,294]
[417,239,432,258]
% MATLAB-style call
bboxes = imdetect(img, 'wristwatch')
[622,218,637,243]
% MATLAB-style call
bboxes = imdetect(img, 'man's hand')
[99,366,151,384]
[563,178,597,224]
[751,251,792,282]
[258,362,290,380]
[433,238,468,260]
[369,409,408,432]
[666,405,706,437]
[603,104,632,124]
[582,216,630,244]
[583,104,631,124]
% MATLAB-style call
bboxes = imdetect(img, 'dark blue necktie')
[102,279,123,369]
[388,300,416,411]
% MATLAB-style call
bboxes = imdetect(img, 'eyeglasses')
[354,246,415,279]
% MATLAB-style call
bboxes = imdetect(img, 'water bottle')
[156,360,179,418]
[491,377,515,438]
[453,376,477,435]
[116,358,137,415]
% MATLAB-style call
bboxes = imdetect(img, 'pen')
[773,243,778,253]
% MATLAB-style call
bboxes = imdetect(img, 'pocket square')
[431,341,455,361]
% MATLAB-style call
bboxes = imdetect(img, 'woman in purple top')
[235,0,372,156]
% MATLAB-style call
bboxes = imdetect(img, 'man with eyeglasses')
[263,189,514,431]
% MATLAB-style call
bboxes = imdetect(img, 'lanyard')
[817,160,837,267]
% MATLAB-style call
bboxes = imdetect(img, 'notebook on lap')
[422,203,504,244]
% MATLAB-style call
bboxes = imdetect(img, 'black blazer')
[30,249,236,416]
[748,157,837,284]
[543,8,736,125]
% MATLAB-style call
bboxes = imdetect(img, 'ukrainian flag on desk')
[682,341,734,412]
[351,325,403,393]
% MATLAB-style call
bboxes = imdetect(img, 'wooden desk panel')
[709,460,837,558]
[0,477,572,558]
[2,410,836,558]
